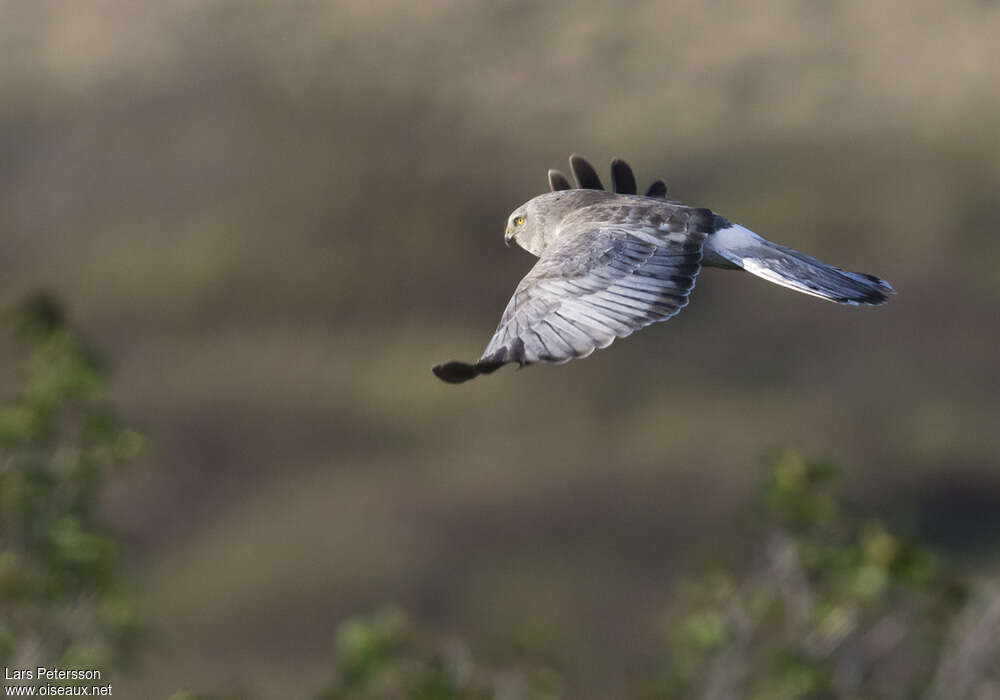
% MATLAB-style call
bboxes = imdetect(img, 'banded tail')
[705,222,894,306]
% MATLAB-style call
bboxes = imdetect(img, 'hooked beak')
[504,225,515,247]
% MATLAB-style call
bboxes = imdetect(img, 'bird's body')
[434,156,893,383]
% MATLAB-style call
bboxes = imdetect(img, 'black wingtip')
[569,154,603,190]
[610,158,637,195]
[548,169,572,192]
[433,361,480,383]
[432,359,508,383]
[645,180,667,199]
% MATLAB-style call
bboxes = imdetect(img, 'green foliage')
[1,297,987,700]
[647,450,966,700]
[299,452,994,700]
[317,607,563,700]
[0,292,143,673]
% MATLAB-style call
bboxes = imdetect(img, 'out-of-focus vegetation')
[313,454,1000,700]
[316,607,563,700]
[648,452,996,700]
[2,298,997,698]
[315,454,998,700]
[0,293,142,676]
[2,1,999,697]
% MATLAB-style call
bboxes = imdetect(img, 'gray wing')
[433,207,712,383]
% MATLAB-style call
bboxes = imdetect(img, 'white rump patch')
[707,223,765,253]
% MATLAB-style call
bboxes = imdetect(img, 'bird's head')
[504,191,584,257]
[504,205,532,250]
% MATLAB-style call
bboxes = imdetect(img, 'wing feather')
[556,305,620,336]
[569,154,604,190]
[610,159,638,195]
[548,169,572,192]
[645,180,668,199]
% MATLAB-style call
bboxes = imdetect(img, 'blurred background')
[1,0,999,697]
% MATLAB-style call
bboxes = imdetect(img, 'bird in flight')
[434,155,893,383]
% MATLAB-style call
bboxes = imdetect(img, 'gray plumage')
[433,155,893,383]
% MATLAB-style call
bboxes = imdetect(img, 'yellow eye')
[514,216,525,226]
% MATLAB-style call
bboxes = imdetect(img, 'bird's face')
[504,206,530,248]
[504,196,554,257]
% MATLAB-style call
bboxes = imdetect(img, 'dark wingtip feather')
[433,359,507,383]
[433,361,480,383]
[569,154,603,190]
[610,158,637,195]
[548,169,572,192]
[645,180,667,199]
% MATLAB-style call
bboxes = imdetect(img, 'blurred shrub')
[317,606,563,700]
[0,292,142,674]
[5,294,995,698]
[295,452,1000,700]
[314,454,999,700]
[645,451,997,700]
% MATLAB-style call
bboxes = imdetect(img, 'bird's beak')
[504,225,514,247]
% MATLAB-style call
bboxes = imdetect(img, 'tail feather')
[705,223,894,306]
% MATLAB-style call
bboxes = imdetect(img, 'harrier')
[434,155,893,383]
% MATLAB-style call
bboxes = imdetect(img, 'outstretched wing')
[434,207,712,383]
